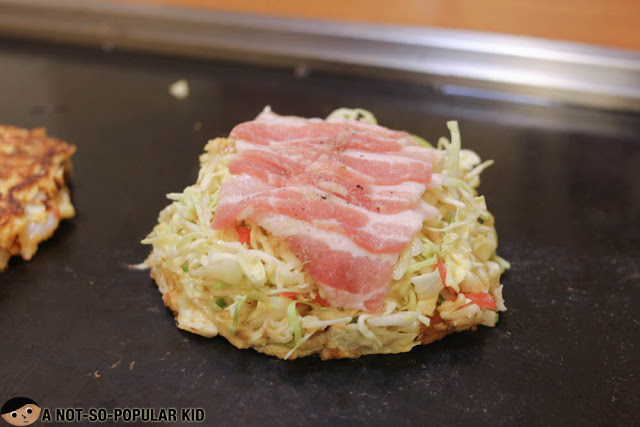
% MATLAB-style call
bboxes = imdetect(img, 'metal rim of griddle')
[0,0,639,113]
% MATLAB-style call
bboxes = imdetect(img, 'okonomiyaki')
[0,126,76,271]
[143,108,509,359]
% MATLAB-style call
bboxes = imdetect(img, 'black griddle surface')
[1,38,638,426]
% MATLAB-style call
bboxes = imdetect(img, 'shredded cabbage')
[230,294,249,334]
[286,300,303,345]
[326,107,377,124]
[412,134,433,148]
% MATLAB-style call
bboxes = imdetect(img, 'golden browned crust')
[418,321,476,345]
[0,125,76,270]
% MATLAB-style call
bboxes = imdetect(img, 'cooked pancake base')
[0,126,76,271]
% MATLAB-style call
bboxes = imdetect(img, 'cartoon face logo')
[1,398,41,426]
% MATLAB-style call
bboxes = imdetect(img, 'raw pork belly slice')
[211,176,428,254]
[211,110,438,312]
[291,160,428,214]
[230,110,417,152]
[261,215,398,313]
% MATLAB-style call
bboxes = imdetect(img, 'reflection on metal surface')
[0,0,639,112]
[439,85,556,108]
